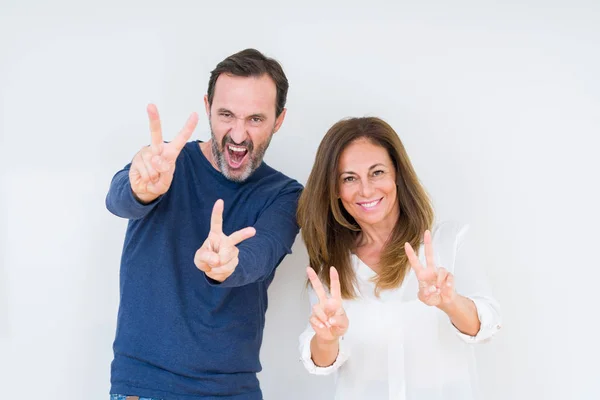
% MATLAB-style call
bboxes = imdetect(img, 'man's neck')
[199,140,220,171]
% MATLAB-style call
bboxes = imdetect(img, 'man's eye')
[251,117,262,123]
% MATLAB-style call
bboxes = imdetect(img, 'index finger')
[306,267,328,305]
[147,104,163,155]
[404,241,424,274]
[210,199,224,234]
[424,230,436,270]
[329,267,342,301]
[171,112,199,153]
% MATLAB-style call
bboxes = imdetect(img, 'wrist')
[206,271,230,283]
[132,190,160,205]
[437,295,459,315]
[314,335,339,348]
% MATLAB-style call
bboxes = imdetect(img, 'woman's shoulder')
[430,220,470,269]
[431,220,470,244]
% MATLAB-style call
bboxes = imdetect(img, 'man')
[106,49,303,400]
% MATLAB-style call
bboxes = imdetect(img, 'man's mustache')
[221,134,254,152]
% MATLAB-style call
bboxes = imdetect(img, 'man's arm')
[196,184,302,287]
[105,104,198,220]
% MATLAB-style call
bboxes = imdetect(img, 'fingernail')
[329,318,335,325]
[319,324,324,329]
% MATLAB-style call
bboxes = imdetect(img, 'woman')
[297,117,501,400]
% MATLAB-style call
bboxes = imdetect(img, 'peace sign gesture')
[129,104,199,203]
[307,266,349,342]
[194,199,256,282]
[404,230,456,307]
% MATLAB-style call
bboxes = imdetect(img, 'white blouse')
[299,221,502,400]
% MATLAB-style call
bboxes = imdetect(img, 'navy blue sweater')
[106,141,303,399]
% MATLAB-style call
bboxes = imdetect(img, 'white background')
[1,0,599,399]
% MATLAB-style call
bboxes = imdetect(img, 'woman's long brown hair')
[297,117,434,299]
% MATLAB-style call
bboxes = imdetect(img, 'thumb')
[323,300,339,315]
[194,247,221,271]
[152,154,172,173]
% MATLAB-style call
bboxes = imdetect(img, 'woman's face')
[337,138,399,229]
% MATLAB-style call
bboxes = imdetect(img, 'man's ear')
[204,94,211,117]
[272,108,287,134]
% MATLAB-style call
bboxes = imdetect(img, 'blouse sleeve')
[445,223,503,343]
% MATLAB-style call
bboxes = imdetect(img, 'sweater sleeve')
[206,182,302,288]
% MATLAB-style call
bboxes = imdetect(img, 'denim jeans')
[110,395,162,400]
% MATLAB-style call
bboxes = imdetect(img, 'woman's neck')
[356,216,398,251]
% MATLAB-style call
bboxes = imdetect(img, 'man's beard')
[210,126,274,183]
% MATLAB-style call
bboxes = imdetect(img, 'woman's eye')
[343,176,355,183]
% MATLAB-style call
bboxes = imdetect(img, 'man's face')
[205,73,286,182]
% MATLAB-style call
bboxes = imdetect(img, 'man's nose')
[229,118,248,144]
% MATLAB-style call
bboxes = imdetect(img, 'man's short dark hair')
[207,48,289,117]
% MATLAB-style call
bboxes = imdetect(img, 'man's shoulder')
[180,140,202,159]
[251,162,304,194]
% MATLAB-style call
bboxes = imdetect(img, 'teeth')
[361,200,379,208]
[228,145,247,152]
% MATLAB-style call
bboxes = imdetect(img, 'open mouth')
[225,144,249,169]
[357,198,382,211]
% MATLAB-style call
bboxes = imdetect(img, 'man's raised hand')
[129,104,199,203]
[194,199,256,282]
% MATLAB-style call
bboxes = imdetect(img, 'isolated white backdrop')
[1,1,599,399]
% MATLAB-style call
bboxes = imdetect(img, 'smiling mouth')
[226,144,249,169]
[357,198,382,210]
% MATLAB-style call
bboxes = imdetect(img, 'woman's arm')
[438,294,480,336]
[310,336,340,367]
